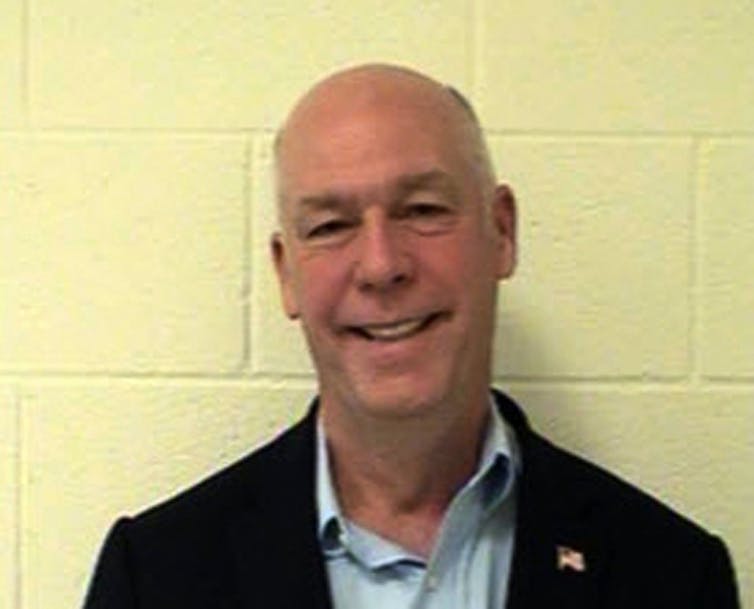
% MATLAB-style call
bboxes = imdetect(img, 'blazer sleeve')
[698,535,740,609]
[82,518,138,609]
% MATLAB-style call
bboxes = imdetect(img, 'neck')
[321,393,490,557]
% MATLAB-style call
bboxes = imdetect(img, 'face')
[273,78,515,426]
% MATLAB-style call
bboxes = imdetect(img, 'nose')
[353,216,413,291]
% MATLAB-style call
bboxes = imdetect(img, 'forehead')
[293,129,456,195]
[277,80,477,202]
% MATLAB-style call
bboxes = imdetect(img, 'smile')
[349,314,442,342]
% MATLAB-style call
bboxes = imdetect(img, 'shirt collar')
[316,415,347,557]
[315,394,519,556]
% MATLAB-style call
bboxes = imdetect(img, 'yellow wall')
[1,1,752,607]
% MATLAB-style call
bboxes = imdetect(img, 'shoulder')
[497,389,739,606]
[120,407,315,545]
[529,428,718,544]
[494,388,722,545]
[84,411,321,608]
[528,432,737,604]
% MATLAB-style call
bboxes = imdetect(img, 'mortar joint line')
[14,387,23,609]
[0,370,714,386]
[688,136,702,387]
[468,0,481,100]
[482,129,754,140]
[21,0,30,129]
[8,126,271,137]
[240,136,254,374]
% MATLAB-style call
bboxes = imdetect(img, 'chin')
[345,375,452,421]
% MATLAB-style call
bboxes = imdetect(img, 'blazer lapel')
[228,407,334,609]
[495,391,608,609]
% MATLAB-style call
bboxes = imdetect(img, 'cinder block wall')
[1,2,752,607]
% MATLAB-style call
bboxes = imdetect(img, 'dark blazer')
[83,391,740,608]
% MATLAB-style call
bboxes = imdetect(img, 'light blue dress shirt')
[316,401,519,609]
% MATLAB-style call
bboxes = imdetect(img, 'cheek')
[437,237,500,314]
[426,234,490,284]
[292,257,347,320]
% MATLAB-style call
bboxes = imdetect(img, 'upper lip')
[359,316,427,329]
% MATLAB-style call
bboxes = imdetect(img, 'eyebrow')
[297,193,350,212]
[291,193,355,232]
[394,170,458,199]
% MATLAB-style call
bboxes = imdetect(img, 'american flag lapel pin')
[556,545,586,573]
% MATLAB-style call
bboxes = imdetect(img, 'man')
[83,64,739,608]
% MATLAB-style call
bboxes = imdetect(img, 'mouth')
[347,313,444,342]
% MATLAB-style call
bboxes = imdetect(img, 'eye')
[306,219,352,239]
[405,202,449,218]
[398,200,457,235]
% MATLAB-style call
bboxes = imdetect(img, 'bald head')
[275,64,495,213]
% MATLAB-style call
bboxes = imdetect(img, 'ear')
[490,184,517,279]
[270,231,300,320]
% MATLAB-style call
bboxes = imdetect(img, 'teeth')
[360,317,429,341]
